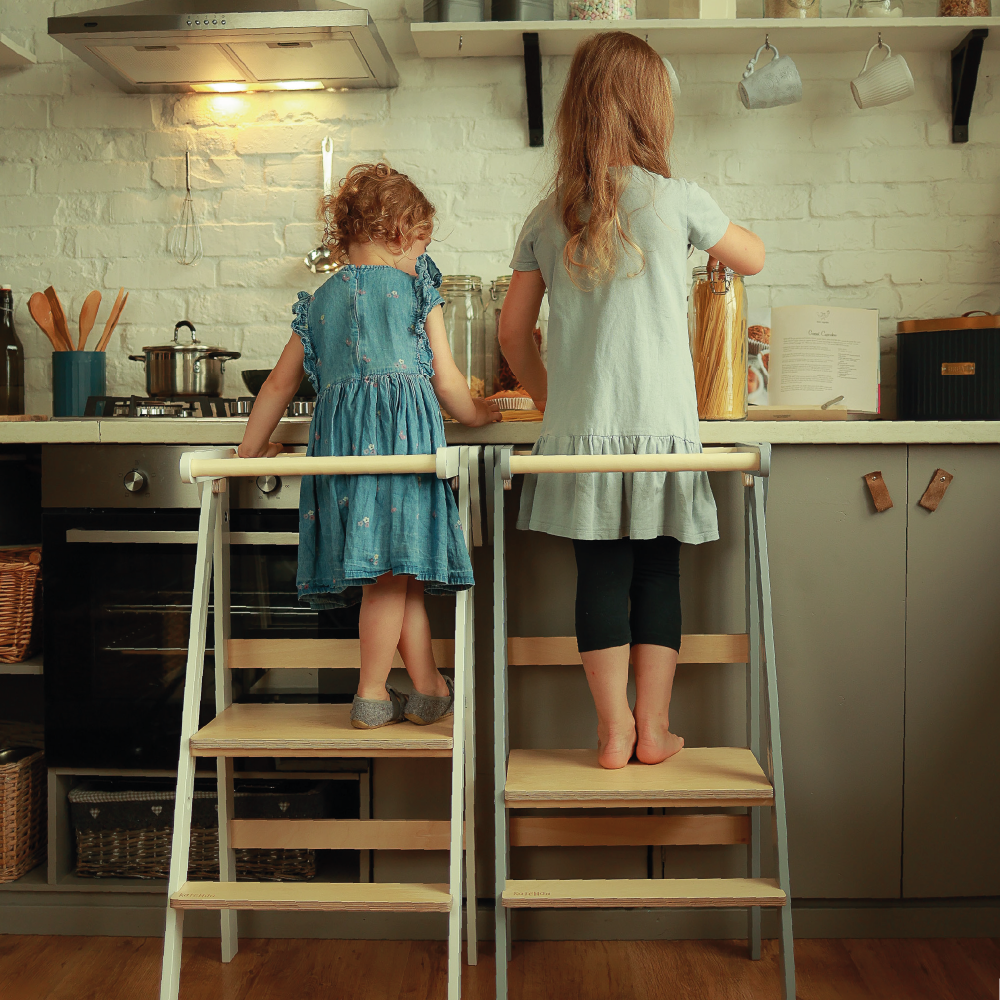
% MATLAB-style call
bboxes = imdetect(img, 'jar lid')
[692,265,736,279]
[440,275,483,291]
[492,275,512,291]
[897,312,1000,334]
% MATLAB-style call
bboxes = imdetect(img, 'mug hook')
[765,33,771,50]
[878,32,883,48]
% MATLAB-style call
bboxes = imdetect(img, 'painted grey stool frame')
[486,443,795,1000]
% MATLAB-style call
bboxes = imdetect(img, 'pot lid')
[897,312,1000,334]
[141,319,230,353]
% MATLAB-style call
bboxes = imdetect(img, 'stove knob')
[256,475,280,495]
[123,470,146,493]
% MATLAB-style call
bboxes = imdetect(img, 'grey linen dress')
[511,167,730,543]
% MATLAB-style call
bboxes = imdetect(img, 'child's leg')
[630,536,684,765]
[357,572,409,700]
[574,538,636,769]
[397,577,449,697]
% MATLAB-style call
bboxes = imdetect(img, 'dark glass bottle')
[0,286,25,415]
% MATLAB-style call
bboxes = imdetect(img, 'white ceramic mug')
[737,42,803,110]
[851,41,914,109]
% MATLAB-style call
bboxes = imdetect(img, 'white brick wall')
[1,0,998,415]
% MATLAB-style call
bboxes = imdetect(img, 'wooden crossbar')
[228,638,455,671]
[501,878,786,909]
[509,815,749,848]
[230,819,452,851]
[507,634,750,666]
[507,449,760,476]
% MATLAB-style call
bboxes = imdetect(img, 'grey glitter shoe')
[350,686,407,730]
[404,676,455,726]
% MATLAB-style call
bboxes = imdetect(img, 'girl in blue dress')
[239,163,500,729]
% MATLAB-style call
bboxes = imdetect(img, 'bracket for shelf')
[950,28,987,144]
[523,32,543,148]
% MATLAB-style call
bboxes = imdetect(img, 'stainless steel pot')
[129,321,240,398]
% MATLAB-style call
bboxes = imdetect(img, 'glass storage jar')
[938,0,991,14]
[847,0,903,16]
[488,275,547,394]
[764,0,820,18]
[440,276,489,399]
[568,0,635,18]
[688,265,748,421]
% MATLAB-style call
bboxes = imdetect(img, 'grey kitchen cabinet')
[903,445,1000,898]
[767,446,908,899]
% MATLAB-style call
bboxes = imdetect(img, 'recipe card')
[768,305,880,413]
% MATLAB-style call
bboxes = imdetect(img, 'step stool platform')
[505,747,773,807]
[189,703,453,758]
[171,881,452,912]
[502,878,786,909]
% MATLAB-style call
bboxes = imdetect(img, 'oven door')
[43,508,358,769]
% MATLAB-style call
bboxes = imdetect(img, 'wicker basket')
[0,547,41,664]
[70,782,328,881]
[0,749,47,883]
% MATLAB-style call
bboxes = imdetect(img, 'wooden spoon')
[95,289,128,353]
[28,292,64,352]
[78,290,102,351]
[44,287,74,351]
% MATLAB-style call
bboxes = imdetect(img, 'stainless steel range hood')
[48,0,398,94]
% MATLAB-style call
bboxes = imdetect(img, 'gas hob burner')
[85,395,238,418]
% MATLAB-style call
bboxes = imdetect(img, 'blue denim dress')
[293,255,474,608]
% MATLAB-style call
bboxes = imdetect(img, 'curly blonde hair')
[321,162,435,264]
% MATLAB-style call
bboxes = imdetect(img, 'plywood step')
[189,703,453,758]
[171,881,451,912]
[505,747,773,808]
[502,878,786,909]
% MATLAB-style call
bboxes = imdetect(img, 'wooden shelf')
[171,880,452,912]
[0,655,42,675]
[502,877,787,909]
[0,32,35,68]
[412,17,1000,57]
[189,703,454,758]
[505,746,773,808]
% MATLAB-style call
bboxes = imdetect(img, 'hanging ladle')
[304,136,339,274]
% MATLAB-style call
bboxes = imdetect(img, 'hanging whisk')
[169,151,203,266]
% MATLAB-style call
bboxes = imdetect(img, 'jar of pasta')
[688,265,748,421]
[440,276,489,399]
[764,0,820,17]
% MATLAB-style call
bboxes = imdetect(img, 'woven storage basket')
[0,547,41,664]
[70,782,328,881]
[0,749,47,883]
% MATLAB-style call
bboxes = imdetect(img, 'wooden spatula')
[95,289,127,352]
[28,292,64,352]
[44,287,74,351]
[78,290,102,351]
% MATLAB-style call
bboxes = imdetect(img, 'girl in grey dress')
[499,32,766,769]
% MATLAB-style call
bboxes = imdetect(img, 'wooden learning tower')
[159,446,482,1000]
[488,443,796,1000]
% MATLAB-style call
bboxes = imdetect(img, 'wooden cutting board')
[0,414,50,422]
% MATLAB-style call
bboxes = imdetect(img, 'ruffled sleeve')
[291,290,319,393]
[413,254,445,377]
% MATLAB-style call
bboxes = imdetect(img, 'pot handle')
[174,320,197,344]
[128,354,147,363]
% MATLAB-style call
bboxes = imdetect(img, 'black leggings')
[573,536,681,653]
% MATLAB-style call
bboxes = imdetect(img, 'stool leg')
[751,481,796,1000]
[744,488,762,962]
[464,582,479,965]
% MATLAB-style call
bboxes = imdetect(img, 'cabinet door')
[904,445,1000,897]
[768,446,907,898]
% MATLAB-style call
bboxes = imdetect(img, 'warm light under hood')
[48,0,398,94]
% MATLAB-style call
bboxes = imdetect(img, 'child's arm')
[497,269,547,411]
[425,305,501,427]
[706,222,766,278]
[237,333,305,458]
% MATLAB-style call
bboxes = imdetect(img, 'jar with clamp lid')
[688,265,748,421]
[439,276,489,399]
[488,275,547,394]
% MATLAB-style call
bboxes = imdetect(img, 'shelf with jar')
[411,16,998,57]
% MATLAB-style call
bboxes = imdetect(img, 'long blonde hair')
[554,32,674,287]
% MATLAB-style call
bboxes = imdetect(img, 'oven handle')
[64,530,299,545]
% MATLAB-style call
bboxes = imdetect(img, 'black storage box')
[897,313,1000,420]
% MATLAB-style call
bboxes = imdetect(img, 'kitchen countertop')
[4,418,1000,446]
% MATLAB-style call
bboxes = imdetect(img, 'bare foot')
[597,719,637,770]
[635,719,684,765]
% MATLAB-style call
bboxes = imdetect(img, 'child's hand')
[237,441,284,458]
[464,397,501,428]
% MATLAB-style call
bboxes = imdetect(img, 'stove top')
[83,396,314,418]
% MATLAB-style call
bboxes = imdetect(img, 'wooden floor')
[1,935,998,1000]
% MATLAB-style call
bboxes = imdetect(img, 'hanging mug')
[851,41,914,109]
[737,41,803,110]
